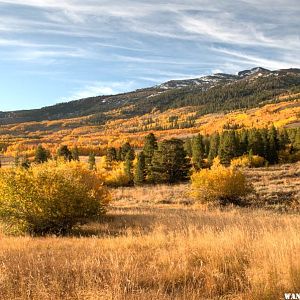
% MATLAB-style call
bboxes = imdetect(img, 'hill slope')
[1,67,300,126]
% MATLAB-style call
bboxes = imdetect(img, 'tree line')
[11,126,300,185]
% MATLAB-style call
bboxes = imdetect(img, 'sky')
[0,0,299,111]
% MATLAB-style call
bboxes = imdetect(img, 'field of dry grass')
[0,163,299,299]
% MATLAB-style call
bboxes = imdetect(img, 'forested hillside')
[1,68,300,126]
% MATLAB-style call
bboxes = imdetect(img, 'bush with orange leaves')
[0,161,110,235]
[191,158,253,205]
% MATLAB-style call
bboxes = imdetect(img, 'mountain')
[0,67,300,126]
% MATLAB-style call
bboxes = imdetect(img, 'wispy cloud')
[0,0,299,109]
[62,80,136,101]
[212,48,300,70]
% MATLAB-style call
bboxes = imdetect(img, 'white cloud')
[62,81,136,101]
[212,48,300,70]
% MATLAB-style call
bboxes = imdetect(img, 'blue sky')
[0,0,299,111]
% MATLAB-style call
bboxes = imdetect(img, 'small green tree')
[121,142,133,161]
[20,156,31,169]
[267,125,279,164]
[143,133,158,181]
[208,133,220,165]
[124,150,134,185]
[184,138,192,157]
[106,147,117,164]
[57,145,72,161]
[88,152,96,170]
[134,152,146,185]
[218,131,238,165]
[35,145,49,164]
[71,146,80,161]
[191,134,204,170]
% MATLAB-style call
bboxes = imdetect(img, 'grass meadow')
[0,163,299,299]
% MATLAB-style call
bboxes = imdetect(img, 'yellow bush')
[0,161,110,235]
[191,161,253,205]
[231,155,265,168]
[103,162,131,187]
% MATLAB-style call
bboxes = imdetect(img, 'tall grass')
[0,208,299,299]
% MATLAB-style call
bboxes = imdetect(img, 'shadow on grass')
[71,213,157,237]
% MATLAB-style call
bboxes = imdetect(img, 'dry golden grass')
[0,164,299,299]
[1,208,300,300]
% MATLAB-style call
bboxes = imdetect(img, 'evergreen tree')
[239,129,248,155]
[248,129,264,156]
[14,153,20,167]
[294,128,300,151]
[116,147,122,161]
[121,142,132,161]
[208,132,220,164]
[260,128,270,159]
[203,135,210,157]
[106,147,117,164]
[35,145,49,164]
[57,145,72,161]
[71,146,80,161]
[184,138,192,157]
[278,128,290,150]
[124,151,134,185]
[142,133,158,180]
[134,152,146,185]
[151,139,190,183]
[20,156,30,169]
[218,131,237,165]
[88,152,96,170]
[267,125,279,164]
[192,134,204,170]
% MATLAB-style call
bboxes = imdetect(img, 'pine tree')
[151,139,190,183]
[142,133,158,180]
[184,138,192,157]
[208,132,220,164]
[121,142,132,161]
[247,129,264,156]
[267,125,279,164]
[116,147,122,161]
[134,152,146,185]
[88,152,96,170]
[71,146,80,161]
[35,145,49,164]
[20,155,30,169]
[260,128,270,159]
[294,128,300,151]
[239,129,248,155]
[192,134,204,170]
[218,131,237,165]
[106,147,117,164]
[14,153,20,167]
[124,151,134,185]
[278,128,290,150]
[57,145,72,161]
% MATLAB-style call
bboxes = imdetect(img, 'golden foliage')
[231,155,266,168]
[0,161,110,234]
[191,159,253,204]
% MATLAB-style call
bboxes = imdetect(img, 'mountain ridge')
[1,67,300,126]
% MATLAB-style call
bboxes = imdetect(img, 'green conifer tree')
[35,145,49,164]
[151,139,190,183]
[71,146,80,161]
[134,152,146,185]
[142,133,158,181]
[208,132,220,165]
[88,152,96,170]
[192,134,204,170]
